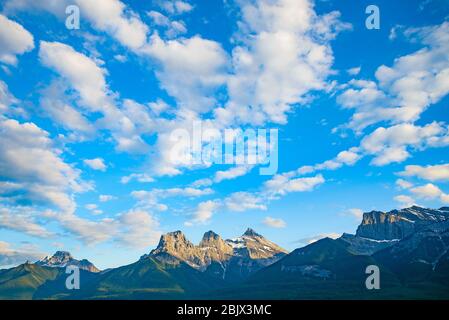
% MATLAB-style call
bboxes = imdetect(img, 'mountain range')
[1,205,449,299]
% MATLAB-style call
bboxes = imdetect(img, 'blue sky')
[1,0,449,269]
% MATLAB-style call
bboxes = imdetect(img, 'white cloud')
[399,164,449,182]
[144,34,227,113]
[39,41,151,154]
[83,158,107,171]
[262,216,286,228]
[120,173,154,184]
[347,66,361,76]
[215,0,350,125]
[0,118,85,212]
[190,178,213,187]
[42,209,160,247]
[157,0,193,15]
[99,195,116,202]
[360,122,449,166]
[0,241,46,268]
[410,183,444,199]
[0,14,34,65]
[39,80,95,136]
[394,195,415,208]
[0,80,23,117]
[214,165,253,183]
[296,147,361,176]
[396,178,413,190]
[185,200,219,226]
[224,192,267,212]
[84,203,103,215]
[76,0,149,51]
[116,209,161,247]
[0,205,53,238]
[264,174,325,198]
[131,187,213,209]
[338,21,449,132]
[345,208,364,219]
[147,10,187,38]
[39,41,111,112]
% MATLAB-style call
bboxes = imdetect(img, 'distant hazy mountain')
[36,251,100,273]
[1,206,449,299]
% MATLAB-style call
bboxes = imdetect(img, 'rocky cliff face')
[339,206,449,255]
[147,228,288,281]
[356,206,449,240]
[36,251,100,273]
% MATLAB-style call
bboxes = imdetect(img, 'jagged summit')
[242,228,262,237]
[201,230,220,241]
[147,228,288,279]
[36,251,100,273]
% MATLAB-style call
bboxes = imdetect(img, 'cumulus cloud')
[344,208,364,219]
[224,192,267,212]
[0,205,53,238]
[84,203,103,215]
[131,187,213,209]
[410,183,444,199]
[0,80,24,117]
[0,14,34,65]
[337,21,449,132]
[262,216,286,228]
[99,195,116,202]
[6,0,149,51]
[396,178,413,190]
[120,173,154,184]
[185,200,219,226]
[264,174,325,198]
[215,0,350,125]
[39,41,152,154]
[83,158,107,171]
[116,209,161,247]
[399,164,449,182]
[214,165,254,183]
[43,209,161,247]
[144,34,228,113]
[0,241,46,268]
[394,195,415,208]
[156,0,194,15]
[360,122,449,166]
[76,0,149,51]
[0,118,85,212]
[147,10,187,38]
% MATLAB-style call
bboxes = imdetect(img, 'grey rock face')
[356,206,449,240]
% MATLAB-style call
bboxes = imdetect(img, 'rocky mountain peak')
[356,206,449,241]
[201,230,220,241]
[243,228,262,237]
[36,251,100,273]
[153,230,195,253]
[148,229,287,278]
